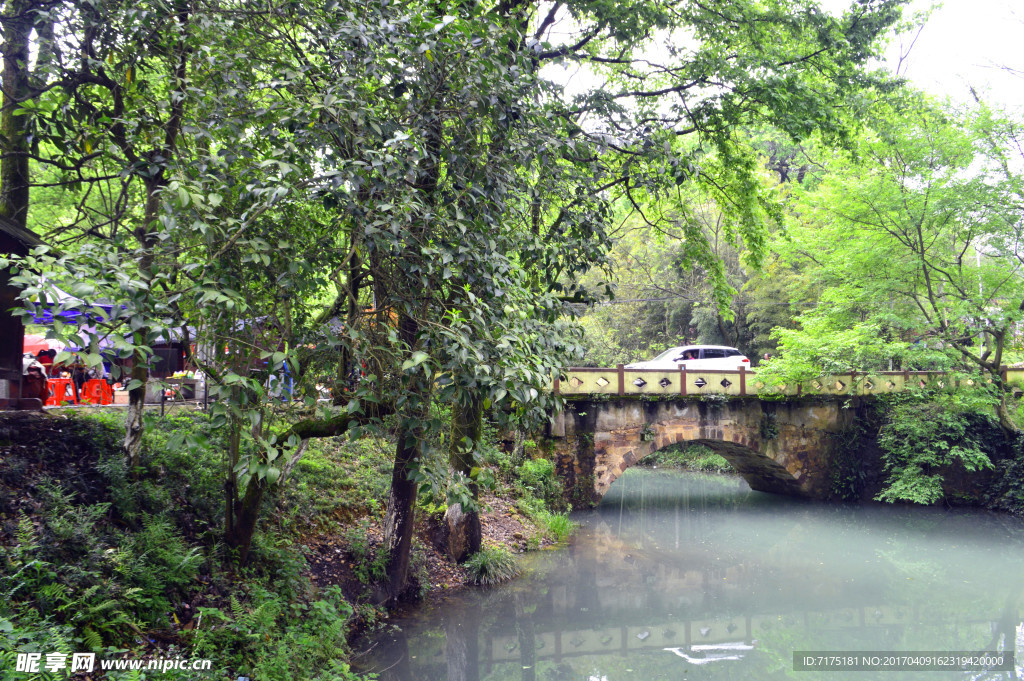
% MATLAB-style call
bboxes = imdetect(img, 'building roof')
[0,216,45,251]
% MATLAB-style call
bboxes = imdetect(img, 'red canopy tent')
[23,334,65,356]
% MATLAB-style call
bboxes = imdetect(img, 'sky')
[862,0,1022,108]
[547,0,1023,110]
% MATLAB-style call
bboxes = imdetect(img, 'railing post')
[617,364,625,396]
[554,375,560,395]
[679,364,686,396]
[903,369,909,391]
[739,365,746,396]
[1001,365,1008,385]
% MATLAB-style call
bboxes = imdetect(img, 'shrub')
[517,457,562,507]
[876,389,998,504]
[465,546,520,586]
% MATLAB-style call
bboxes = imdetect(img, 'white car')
[625,345,750,371]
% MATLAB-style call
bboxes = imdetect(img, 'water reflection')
[355,469,1024,680]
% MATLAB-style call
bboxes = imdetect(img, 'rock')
[443,503,481,563]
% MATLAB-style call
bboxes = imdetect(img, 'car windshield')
[651,348,681,361]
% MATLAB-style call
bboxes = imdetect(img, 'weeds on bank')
[505,457,576,543]
[465,546,520,586]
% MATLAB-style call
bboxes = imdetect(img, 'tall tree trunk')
[122,357,148,470]
[382,417,421,601]
[445,394,483,562]
[123,181,161,469]
[229,474,266,566]
[382,313,426,602]
[122,1,189,467]
[0,0,34,227]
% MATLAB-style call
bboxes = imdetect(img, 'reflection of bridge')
[548,367,1024,502]
[480,606,974,669]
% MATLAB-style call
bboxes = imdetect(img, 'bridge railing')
[555,365,1024,397]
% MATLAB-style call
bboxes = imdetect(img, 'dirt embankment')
[304,494,553,600]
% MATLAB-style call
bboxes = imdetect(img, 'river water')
[353,468,1024,681]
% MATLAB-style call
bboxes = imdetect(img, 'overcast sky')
[547,0,1023,110]
[873,0,1022,108]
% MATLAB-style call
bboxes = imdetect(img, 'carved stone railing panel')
[555,366,1024,397]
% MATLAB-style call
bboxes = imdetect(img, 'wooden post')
[739,365,746,396]
[617,364,625,396]
[553,375,560,395]
[1001,365,1008,384]
[679,363,686,396]
[903,369,909,391]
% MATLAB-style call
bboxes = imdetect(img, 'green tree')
[759,96,1024,429]
[5,0,906,601]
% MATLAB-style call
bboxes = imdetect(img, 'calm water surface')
[354,468,1024,680]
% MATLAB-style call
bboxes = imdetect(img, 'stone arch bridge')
[546,364,1024,503]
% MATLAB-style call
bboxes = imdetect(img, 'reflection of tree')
[364,471,1024,680]
[971,599,1020,681]
[514,592,536,681]
[446,605,481,681]
[374,626,412,681]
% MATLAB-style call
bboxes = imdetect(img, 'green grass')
[277,435,394,533]
[465,546,520,586]
[538,510,575,542]
[639,444,735,473]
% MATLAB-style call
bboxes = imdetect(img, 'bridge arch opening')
[594,428,805,501]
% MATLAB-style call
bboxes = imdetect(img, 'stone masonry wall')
[547,397,859,504]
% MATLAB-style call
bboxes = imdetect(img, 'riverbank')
[303,494,558,596]
[355,466,1024,680]
[0,409,571,679]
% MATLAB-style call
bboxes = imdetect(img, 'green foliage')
[278,435,394,532]
[0,616,77,681]
[575,208,758,367]
[828,419,875,502]
[188,585,362,681]
[341,520,389,589]
[465,547,520,587]
[759,413,779,441]
[0,411,364,678]
[876,388,999,504]
[640,445,735,473]
[517,458,562,509]
[509,454,577,543]
[481,438,522,486]
[3,0,906,599]
[1,498,200,649]
[760,97,1024,395]
[537,511,575,543]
